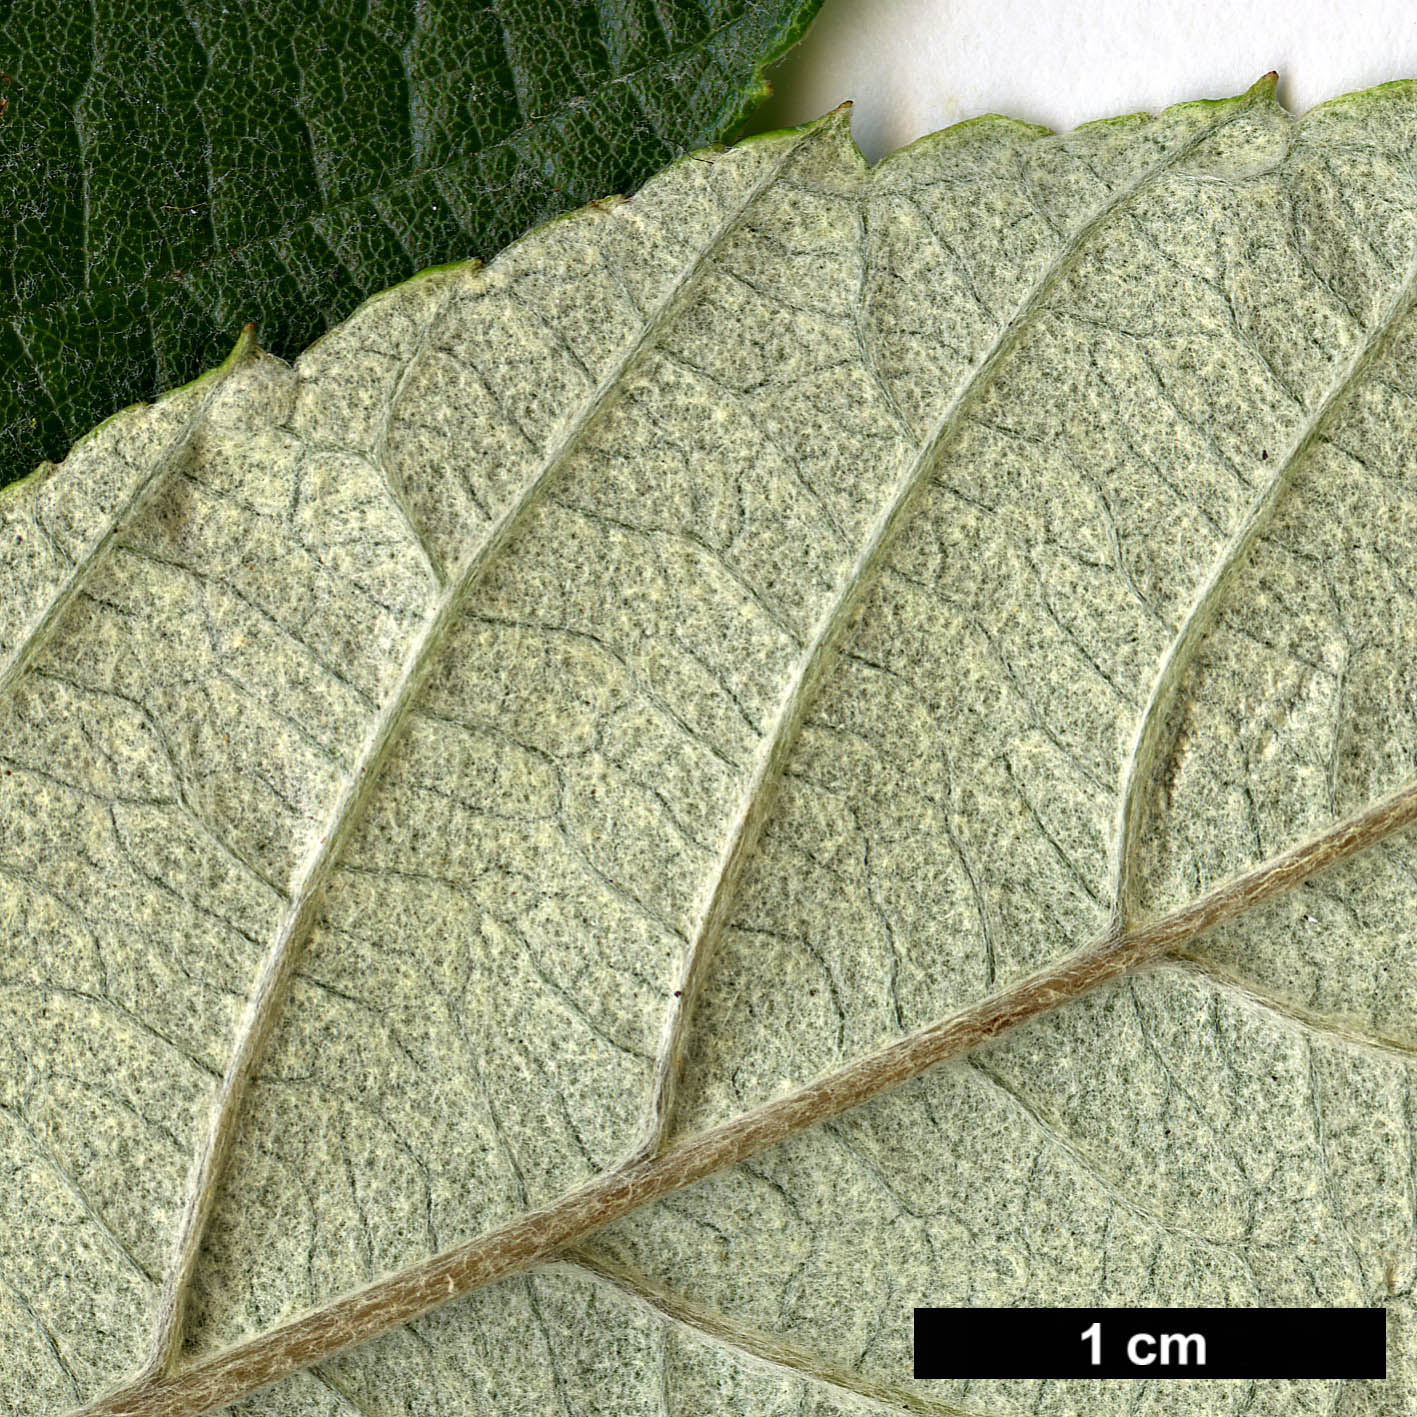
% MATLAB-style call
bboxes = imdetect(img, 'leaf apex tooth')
[229,322,262,364]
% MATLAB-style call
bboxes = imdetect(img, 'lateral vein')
[565,1246,993,1417]
[0,327,259,706]
[633,81,1271,1159]
[1111,250,1417,921]
[1163,954,1417,1060]
[139,125,819,1380]
[74,768,1417,1417]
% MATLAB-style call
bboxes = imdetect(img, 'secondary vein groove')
[633,79,1272,1160]
[1162,954,1417,1060]
[0,327,259,706]
[138,125,818,1380]
[1110,249,1417,922]
[565,1246,991,1417]
[75,771,1417,1417]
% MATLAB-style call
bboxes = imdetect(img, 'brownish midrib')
[69,775,1417,1417]
[135,126,818,1380]
[632,77,1273,1159]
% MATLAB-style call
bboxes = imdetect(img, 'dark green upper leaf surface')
[0,0,820,488]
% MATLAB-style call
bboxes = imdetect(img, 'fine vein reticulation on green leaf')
[6,75,1417,1417]
[0,0,824,491]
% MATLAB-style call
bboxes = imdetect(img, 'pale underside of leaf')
[5,76,1417,1417]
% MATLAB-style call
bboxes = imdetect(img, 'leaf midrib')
[1112,244,1417,920]
[57,78,1417,1417]
[76,78,1266,1409]
[634,80,1272,1155]
[68,777,1417,1417]
[136,122,819,1380]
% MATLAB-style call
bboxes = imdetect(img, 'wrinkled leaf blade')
[4,79,1417,1417]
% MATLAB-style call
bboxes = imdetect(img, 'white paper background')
[749,0,1417,161]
